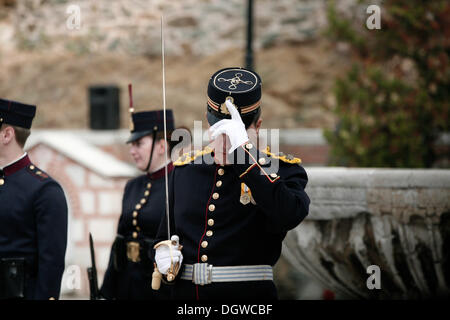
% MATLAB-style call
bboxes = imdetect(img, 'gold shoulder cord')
[174,146,214,166]
[263,146,302,164]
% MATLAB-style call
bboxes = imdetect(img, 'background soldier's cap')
[0,98,36,129]
[206,67,262,128]
[127,109,175,143]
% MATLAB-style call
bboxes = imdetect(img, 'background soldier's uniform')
[0,99,68,300]
[155,68,310,300]
[100,110,174,300]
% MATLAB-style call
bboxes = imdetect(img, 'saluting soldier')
[0,99,68,300]
[100,107,177,300]
[153,67,310,300]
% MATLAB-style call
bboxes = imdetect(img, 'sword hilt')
[152,235,183,290]
[166,235,179,282]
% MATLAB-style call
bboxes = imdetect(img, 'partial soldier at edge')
[0,98,68,300]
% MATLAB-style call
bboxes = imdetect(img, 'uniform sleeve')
[231,142,310,233]
[99,249,118,300]
[33,181,68,300]
[116,180,132,236]
[100,180,130,299]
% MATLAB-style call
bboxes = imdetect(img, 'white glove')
[155,242,183,275]
[209,99,249,154]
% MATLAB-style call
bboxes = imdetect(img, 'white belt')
[180,263,273,285]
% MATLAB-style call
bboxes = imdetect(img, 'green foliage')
[324,0,450,167]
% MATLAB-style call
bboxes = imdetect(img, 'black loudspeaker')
[89,85,120,130]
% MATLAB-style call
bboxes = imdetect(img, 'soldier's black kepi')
[207,67,262,128]
[127,110,175,144]
[0,98,36,129]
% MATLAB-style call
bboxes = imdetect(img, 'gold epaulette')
[173,147,214,166]
[262,147,302,164]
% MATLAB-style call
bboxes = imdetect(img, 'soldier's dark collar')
[3,154,31,176]
[147,162,174,180]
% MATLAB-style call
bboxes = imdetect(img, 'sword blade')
[161,16,171,240]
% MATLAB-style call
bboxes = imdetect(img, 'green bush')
[324,0,449,167]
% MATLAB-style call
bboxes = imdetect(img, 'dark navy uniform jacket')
[100,164,173,300]
[156,144,310,300]
[0,154,68,300]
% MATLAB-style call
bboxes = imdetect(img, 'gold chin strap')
[151,238,183,290]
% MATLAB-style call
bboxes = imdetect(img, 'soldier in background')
[153,67,310,299]
[100,109,178,300]
[0,98,68,300]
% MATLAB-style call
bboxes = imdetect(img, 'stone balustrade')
[283,167,450,299]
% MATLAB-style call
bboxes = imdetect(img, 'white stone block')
[70,219,85,242]
[98,191,122,215]
[71,247,91,268]
[96,246,112,271]
[27,145,54,171]
[65,164,86,187]
[88,219,116,242]
[79,191,95,215]
[89,172,112,188]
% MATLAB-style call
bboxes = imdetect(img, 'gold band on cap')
[207,97,261,115]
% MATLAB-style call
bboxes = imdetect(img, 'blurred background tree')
[324,0,450,167]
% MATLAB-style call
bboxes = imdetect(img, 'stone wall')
[0,1,350,130]
[283,168,450,299]
[1,0,327,56]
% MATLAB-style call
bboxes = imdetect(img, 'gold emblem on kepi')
[217,72,255,90]
[220,104,230,115]
[220,96,234,115]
